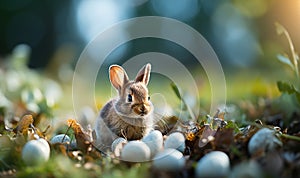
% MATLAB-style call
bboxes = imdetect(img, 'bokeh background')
[1,0,299,67]
[1,0,300,105]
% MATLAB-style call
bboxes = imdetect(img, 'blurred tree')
[0,0,80,68]
[0,0,299,72]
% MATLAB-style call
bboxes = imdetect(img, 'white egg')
[152,148,185,171]
[248,128,282,156]
[142,130,163,158]
[22,139,50,166]
[50,134,70,144]
[195,151,230,178]
[37,139,51,153]
[121,141,150,162]
[111,137,127,157]
[164,132,185,152]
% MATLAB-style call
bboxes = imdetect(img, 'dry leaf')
[213,128,234,151]
[52,143,68,156]
[13,115,34,135]
[67,119,93,152]
[214,109,226,120]
[186,132,196,142]
[184,121,201,141]
[198,125,216,148]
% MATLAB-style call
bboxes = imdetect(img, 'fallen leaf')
[213,109,226,120]
[13,115,33,135]
[198,125,216,148]
[213,128,234,151]
[67,119,93,152]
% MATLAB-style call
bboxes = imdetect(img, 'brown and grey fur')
[94,64,153,150]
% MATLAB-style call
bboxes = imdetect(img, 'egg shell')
[50,134,70,144]
[164,132,185,152]
[121,141,150,162]
[37,139,51,152]
[111,137,128,157]
[22,139,50,166]
[248,128,282,156]
[152,148,185,171]
[142,130,163,157]
[195,151,230,178]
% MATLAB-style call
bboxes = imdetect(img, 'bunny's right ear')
[135,63,151,85]
[109,65,129,92]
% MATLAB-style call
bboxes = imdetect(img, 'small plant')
[275,22,300,105]
[170,82,196,120]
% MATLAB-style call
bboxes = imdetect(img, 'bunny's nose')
[140,105,145,111]
[139,105,147,115]
[133,104,149,116]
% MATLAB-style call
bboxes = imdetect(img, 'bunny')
[94,63,154,150]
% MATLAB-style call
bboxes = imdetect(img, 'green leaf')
[170,82,182,100]
[277,81,300,104]
[277,81,294,94]
[225,120,240,133]
[296,92,300,104]
[277,54,294,69]
[170,82,196,120]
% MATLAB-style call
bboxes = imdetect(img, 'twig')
[276,22,299,78]
[0,158,10,169]
[63,123,73,143]
[280,133,300,142]
[283,27,299,78]
[182,99,196,121]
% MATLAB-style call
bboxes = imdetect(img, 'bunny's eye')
[148,96,150,101]
[127,94,132,102]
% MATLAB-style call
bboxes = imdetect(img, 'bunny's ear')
[109,65,129,91]
[135,63,151,85]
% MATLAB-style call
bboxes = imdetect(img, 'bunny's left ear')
[109,65,129,92]
[135,63,151,85]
